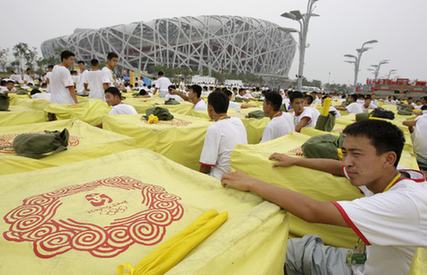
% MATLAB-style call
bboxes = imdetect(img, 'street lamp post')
[387,69,397,79]
[281,0,319,91]
[370,60,389,81]
[344,40,378,93]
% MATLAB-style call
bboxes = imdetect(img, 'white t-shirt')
[229,101,241,113]
[10,74,22,83]
[23,74,34,84]
[77,70,88,95]
[333,170,427,275]
[31,93,51,101]
[294,107,320,128]
[84,70,105,101]
[412,111,427,159]
[261,112,294,143]
[50,65,75,104]
[109,103,137,115]
[155,76,172,97]
[102,67,114,87]
[346,102,364,114]
[194,99,207,112]
[200,117,248,179]
[45,72,52,93]
[165,94,184,102]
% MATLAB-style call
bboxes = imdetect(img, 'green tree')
[0,48,9,72]
[12,43,38,73]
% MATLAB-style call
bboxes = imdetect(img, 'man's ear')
[383,151,398,168]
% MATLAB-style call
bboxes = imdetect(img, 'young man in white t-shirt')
[102,52,118,90]
[50,50,78,104]
[105,87,137,115]
[84,59,105,101]
[76,60,88,95]
[199,90,248,179]
[403,106,427,171]
[290,91,319,132]
[339,94,364,114]
[362,95,378,112]
[170,84,207,112]
[23,68,34,85]
[154,71,172,98]
[222,119,427,275]
[261,91,294,143]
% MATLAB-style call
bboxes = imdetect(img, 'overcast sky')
[1,0,426,84]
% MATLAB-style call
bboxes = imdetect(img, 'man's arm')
[67,86,78,104]
[221,172,346,226]
[269,153,345,177]
[402,120,416,133]
[84,83,90,92]
[170,90,189,101]
[295,117,311,132]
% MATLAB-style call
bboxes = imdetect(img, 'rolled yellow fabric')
[321,97,332,117]
[117,210,228,275]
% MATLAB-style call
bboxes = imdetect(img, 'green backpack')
[13,129,70,159]
[164,98,180,105]
[315,112,336,132]
[302,134,343,160]
[144,107,174,121]
[246,110,265,119]
[0,93,10,111]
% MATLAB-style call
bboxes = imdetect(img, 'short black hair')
[349,94,358,102]
[264,91,283,111]
[105,86,121,97]
[304,94,314,105]
[61,50,75,61]
[168,85,176,91]
[107,52,118,60]
[222,89,233,98]
[365,95,372,100]
[90,59,99,66]
[47,65,54,69]
[77,60,85,65]
[190,84,202,98]
[421,105,427,111]
[158,71,164,76]
[0,80,6,86]
[343,120,405,167]
[26,68,32,72]
[6,80,15,84]
[289,91,304,103]
[70,70,78,75]
[208,90,229,114]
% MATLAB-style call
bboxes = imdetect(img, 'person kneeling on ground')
[261,91,294,143]
[222,119,427,275]
[199,90,248,179]
[105,87,137,115]
[290,91,318,132]
[170,84,207,111]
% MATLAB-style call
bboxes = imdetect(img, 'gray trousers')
[285,235,353,275]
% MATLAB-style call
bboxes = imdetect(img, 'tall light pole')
[370,60,389,81]
[344,40,378,93]
[387,69,397,79]
[281,0,320,91]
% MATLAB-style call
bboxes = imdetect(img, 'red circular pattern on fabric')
[0,134,80,154]
[2,176,184,258]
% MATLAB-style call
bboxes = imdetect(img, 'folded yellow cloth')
[117,209,228,275]
[321,97,332,116]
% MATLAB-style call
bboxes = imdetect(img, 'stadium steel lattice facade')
[41,16,296,78]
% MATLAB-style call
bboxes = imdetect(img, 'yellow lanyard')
[382,172,402,193]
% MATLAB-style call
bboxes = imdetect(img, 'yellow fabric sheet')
[118,210,228,275]
[44,100,110,126]
[0,119,136,175]
[102,114,211,170]
[0,149,288,275]
[0,105,46,127]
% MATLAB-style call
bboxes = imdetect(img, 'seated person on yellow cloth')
[290,91,319,132]
[403,105,427,171]
[169,84,207,112]
[260,91,294,143]
[105,87,137,115]
[222,120,427,275]
[222,89,257,112]
[200,91,247,179]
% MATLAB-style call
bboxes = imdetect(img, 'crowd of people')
[1,49,427,275]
